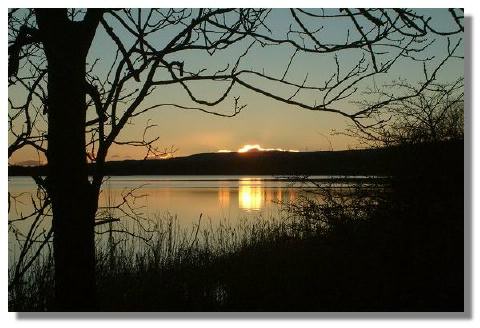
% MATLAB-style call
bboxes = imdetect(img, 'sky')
[8,8,464,164]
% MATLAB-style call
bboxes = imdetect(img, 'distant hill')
[8,140,463,177]
[98,148,396,176]
[8,148,396,176]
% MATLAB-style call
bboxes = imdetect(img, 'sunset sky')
[8,8,464,164]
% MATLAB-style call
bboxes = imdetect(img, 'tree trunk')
[36,9,100,311]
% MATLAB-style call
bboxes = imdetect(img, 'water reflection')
[218,187,230,207]
[237,178,299,211]
[9,176,301,225]
[238,178,264,211]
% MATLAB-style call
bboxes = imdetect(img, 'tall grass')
[9,210,306,311]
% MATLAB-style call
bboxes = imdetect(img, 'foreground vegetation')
[9,141,464,312]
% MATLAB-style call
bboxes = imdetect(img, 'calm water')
[9,175,305,228]
[8,175,376,226]
[8,175,300,260]
[8,175,377,263]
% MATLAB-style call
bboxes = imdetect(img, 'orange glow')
[237,144,299,153]
[238,178,263,211]
[146,153,174,160]
[238,144,262,153]
[218,187,230,206]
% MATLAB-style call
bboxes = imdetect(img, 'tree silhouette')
[341,78,464,146]
[8,8,463,310]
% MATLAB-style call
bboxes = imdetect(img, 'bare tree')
[8,8,463,310]
[8,183,52,290]
[340,77,464,146]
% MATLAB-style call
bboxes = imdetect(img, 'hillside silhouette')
[8,141,462,177]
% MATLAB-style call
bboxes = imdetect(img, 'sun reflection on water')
[238,178,264,211]
[218,187,230,206]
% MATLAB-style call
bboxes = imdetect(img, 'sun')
[217,144,299,153]
[236,144,299,153]
[238,144,263,153]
